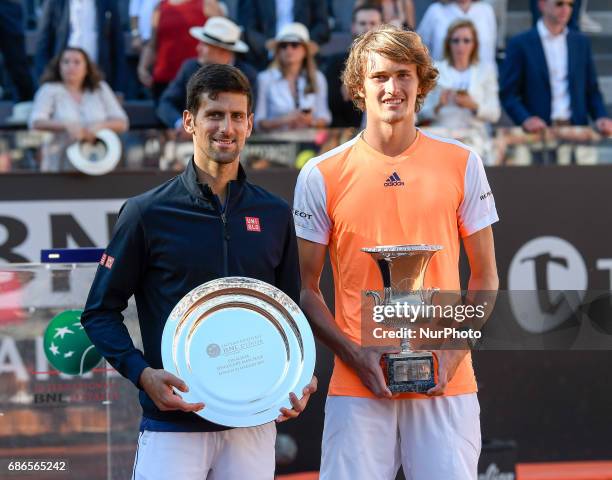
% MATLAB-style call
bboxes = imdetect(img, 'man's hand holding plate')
[139,367,205,413]
[276,375,318,422]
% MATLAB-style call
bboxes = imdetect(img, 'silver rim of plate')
[161,277,315,427]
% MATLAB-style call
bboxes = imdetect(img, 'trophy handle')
[365,290,382,306]
[423,287,440,304]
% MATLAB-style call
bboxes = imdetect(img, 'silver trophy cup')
[362,244,442,393]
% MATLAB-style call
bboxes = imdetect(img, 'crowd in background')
[0,0,610,169]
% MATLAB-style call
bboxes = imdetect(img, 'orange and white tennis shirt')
[293,129,499,398]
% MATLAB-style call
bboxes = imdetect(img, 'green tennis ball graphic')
[295,149,316,169]
[43,310,102,375]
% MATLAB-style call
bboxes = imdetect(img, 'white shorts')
[132,423,276,480]
[320,394,481,480]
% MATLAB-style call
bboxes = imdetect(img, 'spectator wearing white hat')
[157,16,257,130]
[254,23,331,132]
[420,19,500,162]
[28,47,128,172]
[236,0,330,71]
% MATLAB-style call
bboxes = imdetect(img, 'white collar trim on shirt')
[268,66,306,82]
[537,19,568,40]
[447,2,474,14]
[269,67,283,81]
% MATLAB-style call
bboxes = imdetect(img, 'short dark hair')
[186,64,253,115]
[352,3,383,23]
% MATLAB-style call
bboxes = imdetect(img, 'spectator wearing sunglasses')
[254,23,331,132]
[531,0,602,32]
[420,19,500,161]
[417,0,497,66]
[530,0,580,29]
[500,0,611,137]
[236,0,330,71]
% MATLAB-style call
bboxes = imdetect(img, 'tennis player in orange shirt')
[294,25,499,479]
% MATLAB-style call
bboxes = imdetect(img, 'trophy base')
[383,352,435,394]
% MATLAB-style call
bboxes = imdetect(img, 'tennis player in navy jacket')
[83,64,317,480]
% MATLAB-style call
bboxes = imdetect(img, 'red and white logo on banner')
[245,217,261,232]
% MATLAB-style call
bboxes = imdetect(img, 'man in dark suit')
[157,16,258,130]
[35,0,127,93]
[236,0,330,70]
[0,0,35,101]
[530,0,581,29]
[500,0,611,136]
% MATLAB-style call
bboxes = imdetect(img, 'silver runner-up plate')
[161,277,316,427]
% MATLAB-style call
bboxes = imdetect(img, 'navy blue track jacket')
[82,159,300,432]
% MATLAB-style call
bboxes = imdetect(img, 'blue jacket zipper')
[220,183,231,276]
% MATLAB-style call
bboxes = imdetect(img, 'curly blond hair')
[342,24,438,112]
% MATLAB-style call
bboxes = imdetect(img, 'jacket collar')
[181,156,247,201]
[536,19,569,41]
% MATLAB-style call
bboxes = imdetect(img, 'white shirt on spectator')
[129,0,161,41]
[68,0,98,62]
[28,81,128,171]
[537,19,571,121]
[254,67,332,129]
[275,0,294,36]
[421,59,501,128]
[420,59,500,162]
[417,1,497,66]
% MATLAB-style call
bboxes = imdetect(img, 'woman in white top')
[29,47,129,171]
[417,0,497,66]
[420,19,500,161]
[254,23,331,132]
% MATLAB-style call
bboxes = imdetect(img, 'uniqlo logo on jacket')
[245,217,261,232]
[104,256,115,269]
[100,253,107,266]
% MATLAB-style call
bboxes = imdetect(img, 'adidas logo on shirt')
[384,172,405,187]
